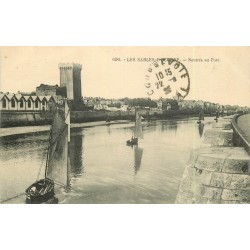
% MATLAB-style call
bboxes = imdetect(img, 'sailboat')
[214,110,219,122]
[197,110,204,124]
[25,100,71,203]
[127,110,143,146]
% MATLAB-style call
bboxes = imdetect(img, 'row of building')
[84,97,248,113]
[1,91,247,113]
[178,100,249,113]
[0,92,58,111]
[83,97,221,112]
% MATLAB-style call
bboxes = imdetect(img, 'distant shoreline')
[0,111,234,138]
[0,120,130,138]
[0,109,203,129]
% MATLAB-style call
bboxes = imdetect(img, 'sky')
[0,46,249,107]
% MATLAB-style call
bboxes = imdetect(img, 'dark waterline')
[0,118,212,203]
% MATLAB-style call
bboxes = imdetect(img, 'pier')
[176,114,250,204]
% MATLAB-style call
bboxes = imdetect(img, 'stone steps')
[176,117,250,204]
[201,129,233,147]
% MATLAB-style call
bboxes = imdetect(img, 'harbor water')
[0,118,213,204]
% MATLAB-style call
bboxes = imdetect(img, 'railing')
[231,114,250,155]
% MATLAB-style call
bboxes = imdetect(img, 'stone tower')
[58,63,82,109]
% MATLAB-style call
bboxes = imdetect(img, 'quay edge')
[176,114,250,204]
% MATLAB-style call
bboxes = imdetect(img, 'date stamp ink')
[144,58,190,100]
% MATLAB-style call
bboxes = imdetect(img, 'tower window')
[20,100,24,108]
[28,99,31,108]
[11,99,15,108]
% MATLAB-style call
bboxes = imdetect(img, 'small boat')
[25,100,71,203]
[127,137,138,146]
[197,111,204,124]
[25,179,54,203]
[127,110,143,146]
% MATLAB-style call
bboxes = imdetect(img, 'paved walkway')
[237,114,250,145]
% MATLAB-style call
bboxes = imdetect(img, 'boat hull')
[126,138,138,146]
[25,179,54,204]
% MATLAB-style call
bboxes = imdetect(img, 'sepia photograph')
[1,1,250,250]
[0,46,249,204]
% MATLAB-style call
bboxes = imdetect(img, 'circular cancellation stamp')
[144,58,190,100]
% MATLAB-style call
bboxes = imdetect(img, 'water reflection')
[160,120,178,134]
[198,123,205,138]
[69,130,84,177]
[134,146,143,174]
[0,132,48,160]
[107,124,111,134]
[0,118,214,204]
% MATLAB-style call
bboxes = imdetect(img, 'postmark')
[144,58,190,100]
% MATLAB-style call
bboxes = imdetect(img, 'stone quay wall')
[176,116,250,204]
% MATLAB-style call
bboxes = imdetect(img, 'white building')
[0,93,56,111]
[120,104,128,111]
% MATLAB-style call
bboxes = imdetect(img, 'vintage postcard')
[0,46,249,204]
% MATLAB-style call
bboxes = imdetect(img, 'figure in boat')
[127,110,143,146]
[127,136,138,146]
[25,100,71,204]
